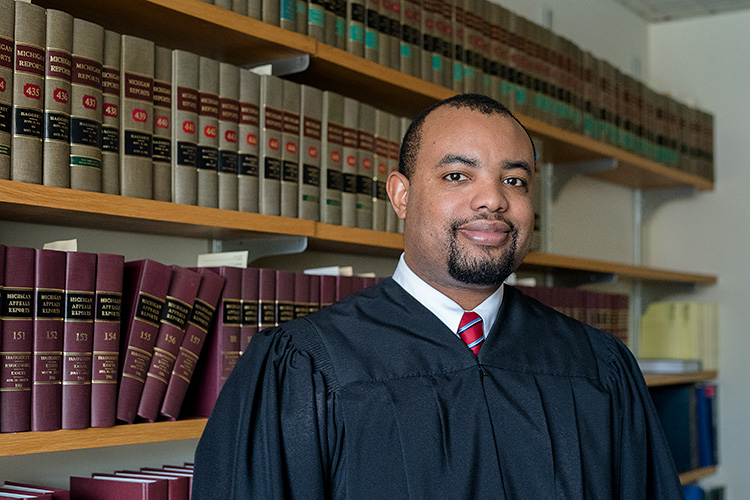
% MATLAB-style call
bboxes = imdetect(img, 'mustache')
[450,214,517,234]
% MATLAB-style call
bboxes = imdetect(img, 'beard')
[446,216,519,286]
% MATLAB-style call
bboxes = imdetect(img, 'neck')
[431,283,499,311]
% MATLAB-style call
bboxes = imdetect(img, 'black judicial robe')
[193,279,684,500]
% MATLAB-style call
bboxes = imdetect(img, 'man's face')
[389,106,536,297]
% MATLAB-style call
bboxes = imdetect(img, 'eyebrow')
[436,154,533,176]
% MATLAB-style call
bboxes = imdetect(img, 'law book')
[275,270,295,326]
[137,265,201,422]
[197,56,219,208]
[356,102,375,229]
[307,0,326,41]
[60,251,97,430]
[280,79,300,218]
[160,267,224,420]
[42,9,73,189]
[11,1,45,184]
[90,252,124,428]
[101,30,121,195]
[280,0,296,32]
[238,68,260,213]
[140,468,193,497]
[364,0,380,63]
[0,246,35,433]
[171,50,199,205]
[319,274,336,308]
[385,0,401,70]
[293,272,310,319]
[111,473,187,500]
[259,75,283,216]
[0,0,12,180]
[0,489,52,500]
[232,0,248,15]
[116,259,172,424]
[257,267,276,333]
[299,84,322,221]
[320,91,344,225]
[296,0,308,34]
[181,266,240,418]
[69,18,104,193]
[70,476,168,500]
[372,109,388,231]
[120,35,154,199]
[376,0,391,69]
[419,0,439,85]
[399,0,420,77]
[217,62,239,211]
[385,112,400,232]
[308,273,320,314]
[239,266,258,354]
[152,46,173,202]
[436,0,452,88]
[346,0,365,57]
[341,97,358,227]
[248,0,261,19]
[262,0,280,27]
[650,385,697,474]
[2,483,69,500]
[450,0,465,92]
[30,248,66,432]
[333,0,347,49]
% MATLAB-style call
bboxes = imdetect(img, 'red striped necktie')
[458,311,484,355]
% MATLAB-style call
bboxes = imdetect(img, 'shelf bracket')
[544,269,617,288]
[244,54,310,77]
[633,186,696,265]
[211,235,308,265]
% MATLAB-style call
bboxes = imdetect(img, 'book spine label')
[220,296,242,380]
[171,50,199,206]
[238,68,260,213]
[0,15,12,180]
[101,30,121,195]
[152,46,173,202]
[197,57,219,208]
[259,76,283,216]
[309,0,326,41]
[218,63,239,211]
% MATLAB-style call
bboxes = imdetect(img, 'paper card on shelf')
[43,239,77,251]
[303,265,353,276]
[196,251,248,268]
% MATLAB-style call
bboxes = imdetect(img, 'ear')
[386,170,409,220]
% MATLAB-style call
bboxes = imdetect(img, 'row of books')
[651,383,718,474]
[1,1,406,232]
[202,0,715,180]
[0,243,381,433]
[639,301,718,373]
[514,284,629,345]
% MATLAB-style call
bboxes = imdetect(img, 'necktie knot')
[458,311,484,355]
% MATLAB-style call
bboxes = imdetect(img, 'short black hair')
[398,94,537,179]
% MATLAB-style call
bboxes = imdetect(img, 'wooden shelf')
[644,370,718,387]
[679,466,717,484]
[0,419,206,457]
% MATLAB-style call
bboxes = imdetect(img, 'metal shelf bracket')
[244,54,310,76]
[211,235,309,265]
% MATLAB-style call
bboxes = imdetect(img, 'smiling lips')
[456,219,512,246]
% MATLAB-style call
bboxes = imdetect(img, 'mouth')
[455,219,513,247]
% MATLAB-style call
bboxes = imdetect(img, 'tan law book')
[364,0,380,64]
[372,109,388,231]
[341,96,358,227]
[298,84,321,221]
[248,0,262,20]
[171,49,199,205]
[238,68,260,213]
[259,74,283,216]
[320,90,343,225]
[419,0,439,86]
[376,0,391,69]
[346,0,365,57]
[280,0,296,31]
[120,34,154,199]
[0,0,13,180]
[197,56,219,208]
[70,18,104,193]
[218,62,239,211]
[11,1,45,184]
[152,46,172,202]
[42,9,72,189]
[399,0,420,77]
[280,79,300,218]
[385,112,400,232]
[308,0,326,42]
[101,30,121,195]
[263,0,280,26]
[356,101,374,229]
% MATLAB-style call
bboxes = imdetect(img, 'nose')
[469,178,508,213]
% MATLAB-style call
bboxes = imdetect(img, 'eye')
[504,177,528,188]
[444,172,468,182]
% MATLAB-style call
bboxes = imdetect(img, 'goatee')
[447,217,518,286]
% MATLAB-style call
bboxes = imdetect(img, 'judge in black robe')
[193,279,683,499]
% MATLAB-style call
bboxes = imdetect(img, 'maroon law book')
[293,272,310,320]
[275,270,294,326]
[308,274,320,315]
[0,488,52,499]
[160,268,224,420]
[116,259,173,424]
[335,274,352,300]
[257,267,276,331]
[90,253,125,428]
[239,267,259,354]
[319,274,336,309]
[2,482,69,500]
[70,476,168,500]
[140,468,193,499]
[181,266,241,418]
[61,251,97,430]
[113,472,188,500]
[31,248,66,431]
[1,246,35,433]
[137,265,202,422]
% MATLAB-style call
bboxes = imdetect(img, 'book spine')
[160,267,224,420]
[387,0,401,70]
[280,79,300,218]
[377,0,391,68]
[419,0,436,85]
[281,0,296,31]
[356,102,374,229]
[400,0,420,77]
[116,259,172,423]
[90,252,124,428]
[334,0,347,50]
[171,50,199,206]
[31,248,66,432]
[101,30,121,195]
[0,245,35,433]
[0,0,12,180]
[275,270,295,326]
[259,75,283,216]
[248,0,262,20]
[346,0,365,57]
[308,0,326,41]
[239,267,258,354]
[299,85,321,221]
[152,46,173,202]
[296,0,308,34]
[293,272,310,319]
[238,68,260,213]
[137,266,201,422]
[320,91,343,225]
[120,35,154,199]
[11,1,45,185]
[364,0,380,63]
[258,267,276,331]
[308,274,320,314]
[262,0,280,26]
[70,18,104,193]
[197,56,219,208]
[385,112,400,232]
[372,109,388,231]
[217,62,239,211]
[61,251,97,430]
[42,9,73,189]
[341,97,358,227]
[232,0,248,15]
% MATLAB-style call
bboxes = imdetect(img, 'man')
[193,94,683,499]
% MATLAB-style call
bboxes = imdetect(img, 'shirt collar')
[391,253,504,338]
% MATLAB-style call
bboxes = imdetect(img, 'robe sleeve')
[603,334,685,500]
[192,323,337,499]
